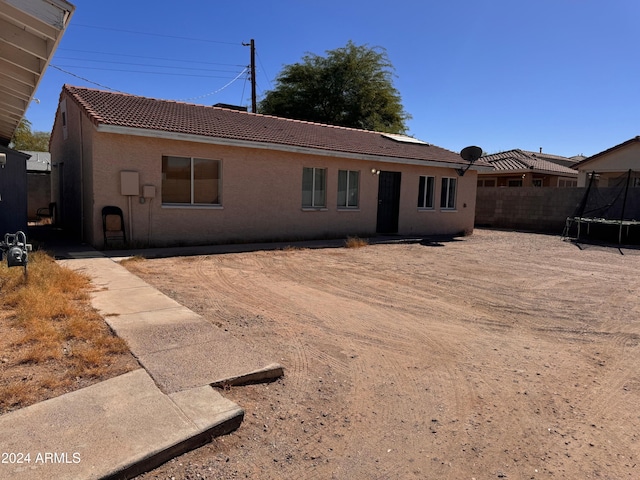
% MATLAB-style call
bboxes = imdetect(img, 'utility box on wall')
[120,171,139,196]
[142,184,156,198]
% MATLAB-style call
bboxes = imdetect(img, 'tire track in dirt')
[580,296,640,437]
[212,250,480,479]
[193,253,352,470]
[196,254,318,394]
[192,253,348,479]
[126,231,640,480]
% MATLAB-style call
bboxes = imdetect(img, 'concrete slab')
[13,251,287,478]
[105,308,210,354]
[61,257,285,392]
[139,337,284,393]
[59,257,150,291]
[91,285,182,316]
[0,370,243,480]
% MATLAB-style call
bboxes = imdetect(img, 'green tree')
[259,41,411,133]
[10,118,50,151]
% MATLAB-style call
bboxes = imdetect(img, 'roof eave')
[96,124,477,170]
[576,136,640,168]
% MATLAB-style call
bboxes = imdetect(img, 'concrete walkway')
[0,249,284,480]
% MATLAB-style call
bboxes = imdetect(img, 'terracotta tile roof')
[62,85,475,167]
[482,149,578,176]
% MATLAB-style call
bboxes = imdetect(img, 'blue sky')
[26,0,640,158]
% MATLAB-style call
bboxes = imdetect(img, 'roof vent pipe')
[539,147,543,153]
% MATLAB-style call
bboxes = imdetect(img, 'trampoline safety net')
[563,169,640,244]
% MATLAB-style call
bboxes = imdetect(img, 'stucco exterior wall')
[50,96,92,239]
[51,91,477,249]
[577,142,640,187]
[482,173,576,188]
[86,133,477,248]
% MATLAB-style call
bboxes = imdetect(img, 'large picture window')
[338,170,359,208]
[302,167,326,208]
[162,156,221,205]
[440,177,457,210]
[417,175,435,208]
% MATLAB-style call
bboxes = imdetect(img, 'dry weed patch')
[0,251,138,414]
[119,255,146,266]
[344,236,369,248]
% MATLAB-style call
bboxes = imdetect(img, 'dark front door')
[376,171,401,233]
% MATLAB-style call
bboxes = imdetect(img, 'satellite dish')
[460,145,483,163]
[456,145,483,176]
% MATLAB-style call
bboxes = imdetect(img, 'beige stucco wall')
[577,142,640,187]
[50,95,95,240]
[52,92,477,249]
[88,134,477,248]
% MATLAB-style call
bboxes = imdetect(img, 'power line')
[255,50,274,91]
[56,56,241,74]
[71,23,241,46]
[52,64,250,103]
[57,48,244,67]
[176,68,249,102]
[50,65,126,92]
[54,65,244,79]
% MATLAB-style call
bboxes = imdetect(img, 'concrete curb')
[1,248,284,479]
[0,370,244,480]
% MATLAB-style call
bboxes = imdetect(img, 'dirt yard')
[126,229,640,480]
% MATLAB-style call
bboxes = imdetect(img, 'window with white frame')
[338,170,359,208]
[417,175,435,208]
[302,167,327,208]
[162,156,221,205]
[440,177,457,209]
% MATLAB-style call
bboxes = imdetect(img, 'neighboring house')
[0,0,74,234]
[567,137,640,244]
[574,136,640,187]
[23,151,51,221]
[478,149,578,188]
[0,146,30,232]
[49,85,490,249]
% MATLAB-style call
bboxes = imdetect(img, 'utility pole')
[243,39,257,113]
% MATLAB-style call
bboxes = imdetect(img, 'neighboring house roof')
[0,0,75,144]
[481,149,578,176]
[574,136,640,170]
[521,150,581,168]
[59,85,489,169]
[21,151,51,172]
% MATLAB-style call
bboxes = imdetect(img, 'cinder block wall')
[475,188,586,233]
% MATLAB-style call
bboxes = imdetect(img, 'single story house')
[0,0,74,234]
[478,149,578,188]
[566,137,640,243]
[50,85,491,249]
[574,136,640,187]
